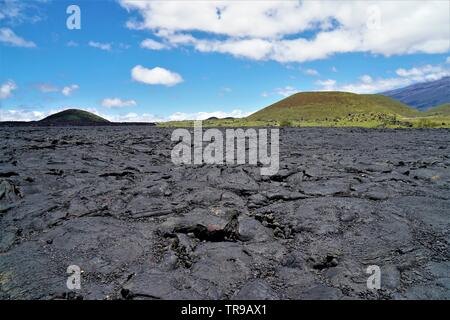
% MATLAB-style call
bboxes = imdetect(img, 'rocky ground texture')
[0,126,449,300]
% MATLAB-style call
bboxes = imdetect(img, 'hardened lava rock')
[0,126,449,299]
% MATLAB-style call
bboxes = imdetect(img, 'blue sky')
[0,0,449,121]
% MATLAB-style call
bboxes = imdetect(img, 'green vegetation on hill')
[39,109,109,124]
[424,103,450,116]
[248,91,419,122]
[360,94,421,117]
[159,92,450,128]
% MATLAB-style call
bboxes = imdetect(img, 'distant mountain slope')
[381,76,450,111]
[39,109,109,124]
[247,91,418,121]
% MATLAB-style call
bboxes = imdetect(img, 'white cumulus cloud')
[167,110,253,121]
[0,0,46,25]
[62,84,79,96]
[315,79,337,91]
[131,65,183,86]
[140,38,168,50]
[304,68,319,76]
[0,80,17,99]
[0,27,35,48]
[103,112,164,122]
[0,109,45,121]
[0,108,252,122]
[315,62,450,93]
[88,41,112,51]
[119,0,450,63]
[101,98,137,108]
[395,64,450,81]
[337,78,410,94]
[275,86,299,97]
